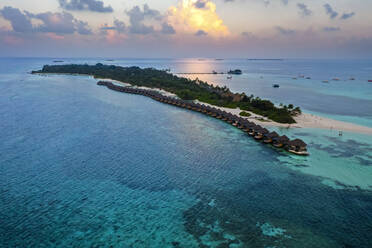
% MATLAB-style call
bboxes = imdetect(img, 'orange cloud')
[167,0,229,37]
[104,29,126,44]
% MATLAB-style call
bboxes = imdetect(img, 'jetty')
[97,81,309,156]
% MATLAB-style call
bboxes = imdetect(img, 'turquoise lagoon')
[0,58,372,247]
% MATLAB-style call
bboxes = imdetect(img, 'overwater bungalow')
[232,116,239,126]
[96,81,309,156]
[237,119,245,129]
[273,135,289,148]
[221,111,228,121]
[242,121,252,132]
[287,139,309,156]
[263,131,279,144]
[252,126,262,137]
[225,114,233,124]
[254,127,269,140]
[216,110,223,119]
[248,124,257,136]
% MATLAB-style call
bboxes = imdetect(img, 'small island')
[32,64,301,124]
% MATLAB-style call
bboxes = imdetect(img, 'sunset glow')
[0,0,371,57]
[168,0,229,36]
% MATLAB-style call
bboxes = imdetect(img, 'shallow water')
[0,58,372,247]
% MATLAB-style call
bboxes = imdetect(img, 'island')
[32,64,301,124]
[32,64,309,156]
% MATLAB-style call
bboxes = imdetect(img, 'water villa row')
[97,81,309,156]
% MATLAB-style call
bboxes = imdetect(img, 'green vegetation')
[239,111,251,117]
[32,64,301,123]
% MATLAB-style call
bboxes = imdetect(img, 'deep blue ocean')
[0,58,372,247]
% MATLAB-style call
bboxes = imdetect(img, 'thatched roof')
[261,128,269,134]
[266,131,279,138]
[289,139,307,147]
[277,135,290,143]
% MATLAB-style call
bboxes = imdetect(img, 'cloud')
[341,12,355,20]
[0,6,92,36]
[281,0,289,5]
[241,31,253,37]
[194,0,208,9]
[126,4,162,34]
[195,29,207,36]
[0,6,33,32]
[167,0,229,37]
[323,26,340,32]
[297,3,312,17]
[161,23,176,34]
[276,26,295,35]
[58,0,113,13]
[100,20,126,33]
[28,11,76,34]
[324,4,338,19]
[75,20,92,35]
[113,20,126,33]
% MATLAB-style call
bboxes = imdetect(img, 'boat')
[227,76,232,79]
[349,77,355,80]
[368,80,372,82]
[292,77,297,80]
[322,80,329,83]
[306,77,311,79]
[212,70,218,74]
[333,78,340,81]
[272,84,280,88]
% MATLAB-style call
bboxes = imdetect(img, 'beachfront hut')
[263,131,279,144]
[287,139,309,155]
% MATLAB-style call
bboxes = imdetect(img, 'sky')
[0,0,371,58]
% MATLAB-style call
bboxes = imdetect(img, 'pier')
[97,81,309,156]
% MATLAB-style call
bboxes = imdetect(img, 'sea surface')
[0,58,372,247]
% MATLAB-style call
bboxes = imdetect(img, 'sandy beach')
[107,79,372,135]
[195,101,372,135]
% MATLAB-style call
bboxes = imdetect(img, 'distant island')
[227,69,242,75]
[247,59,284,61]
[32,64,301,124]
